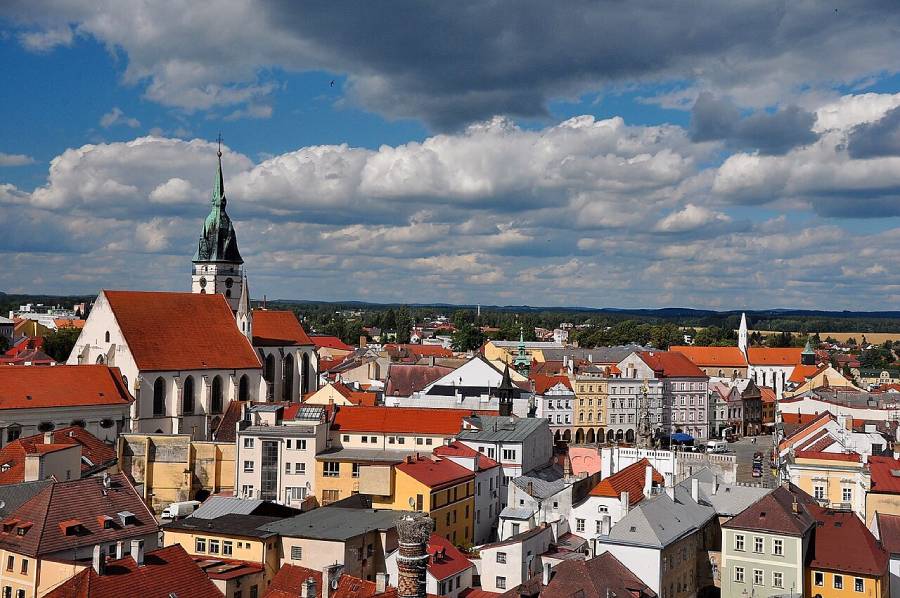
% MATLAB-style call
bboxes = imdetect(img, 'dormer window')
[59,519,84,536]
[97,515,115,530]
[117,511,136,526]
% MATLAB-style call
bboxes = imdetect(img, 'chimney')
[43,431,53,444]
[396,513,433,598]
[712,475,719,495]
[376,572,388,594]
[691,478,700,503]
[791,496,799,515]
[620,491,630,514]
[643,465,653,497]
[665,486,675,500]
[130,539,144,566]
[92,545,106,575]
[527,481,534,496]
[542,562,552,586]
[305,577,318,598]
[115,540,125,560]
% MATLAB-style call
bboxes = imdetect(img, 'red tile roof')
[875,513,900,554]
[760,387,776,404]
[311,336,354,351]
[723,484,817,536]
[788,364,823,384]
[588,459,663,505]
[433,441,500,471]
[330,381,378,406]
[426,533,474,580]
[0,473,157,557]
[637,351,706,378]
[54,319,86,329]
[103,290,260,371]
[264,564,398,598]
[0,365,133,410]
[498,551,656,598]
[0,426,117,485]
[319,356,347,372]
[396,455,475,489]
[808,506,888,576]
[385,364,456,398]
[193,555,264,581]
[386,344,453,358]
[44,544,223,598]
[531,374,572,394]
[332,406,495,436]
[747,347,804,366]
[868,456,900,495]
[252,310,313,346]
[794,450,861,462]
[670,346,746,368]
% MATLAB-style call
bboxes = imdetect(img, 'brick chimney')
[396,513,433,598]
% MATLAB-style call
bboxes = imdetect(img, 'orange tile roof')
[265,564,399,598]
[311,336,354,351]
[589,458,663,505]
[0,365,133,410]
[332,406,495,435]
[788,364,822,384]
[44,544,222,598]
[794,450,861,462]
[104,290,260,371]
[531,374,572,394]
[0,427,117,485]
[808,505,888,576]
[330,382,378,406]
[868,456,900,495]
[426,534,474,579]
[53,319,85,329]
[747,347,804,366]
[759,387,776,404]
[252,310,313,346]
[670,346,747,368]
[433,440,500,471]
[396,455,475,489]
[637,351,706,378]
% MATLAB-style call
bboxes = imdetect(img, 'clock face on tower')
[199,277,207,288]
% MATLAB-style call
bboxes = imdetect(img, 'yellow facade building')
[574,377,607,444]
[161,513,281,587]
[117,433,235,513]
[371,455,475,546]
[786,451,869,520]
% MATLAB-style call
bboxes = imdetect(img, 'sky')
[4,2,900,310]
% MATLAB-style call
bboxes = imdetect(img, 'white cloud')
[0,153,36,167]
[653,204,730,233]
[18,26,73,52]
[100,107,141,129]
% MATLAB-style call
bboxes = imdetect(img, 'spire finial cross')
[216,132,223,157]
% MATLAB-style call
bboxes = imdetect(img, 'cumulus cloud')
[99,107,141,129]
[6,94,900,308]
[6,2,900,127]
[0,153,36,167]
[847,106,900,158]
[690,93,819,155]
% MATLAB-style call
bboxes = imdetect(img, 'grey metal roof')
[249,404,282,413]
[499,507,533,520]
[162,513,280,538]
[238,425,317,437]
[490,341,564,349]
[457,415,549,443]
[544,345,648,364]
[293,406,325,421]
[603,487,715,549]
[190,496,264,519]
[677,468,771,516]
[315,446,418,463]
[261,507,402,540]
[513,464,569,499]
[0,480,52,518]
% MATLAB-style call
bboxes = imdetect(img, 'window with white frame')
[243,438,254,448]
[295,463,305,474]
[323,462,340,477]
[195,538,206,552]
[243,460,254,472]
[814,485,825,500]
[297,439,307,450]
[773,539,783,556]
[855,578,864,592]
[241,484,254,498]
[754,537,763,553]
[734,534,745,551]
[773,572,783,588]
[843,487,852,502]
[834,575,843,589]
[814,572,824,586]
[496,577,506,590]
[496,552,506,564]
[502,449,516,460]
[734,567,744,583]
[291,546,302,560]
[576,519,585,532]
[753,569,763,585]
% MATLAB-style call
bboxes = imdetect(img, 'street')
[728,436,778,488]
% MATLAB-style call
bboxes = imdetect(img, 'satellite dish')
[408,497,416,508]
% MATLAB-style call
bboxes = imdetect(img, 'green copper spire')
[513,326,530,374]
[193,138,243,264]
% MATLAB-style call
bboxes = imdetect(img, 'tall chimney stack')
[643,465,653,497]
[691,478,700,503]
[396,513,433,598]
[92,545,106,575]
[130,539,144,566]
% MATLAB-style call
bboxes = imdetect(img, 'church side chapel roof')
[103,290,260,372]
[252,310,313,346]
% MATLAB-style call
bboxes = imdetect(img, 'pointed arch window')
[183,376,195,415]
[153,377,166,416]
[211,376,224,414]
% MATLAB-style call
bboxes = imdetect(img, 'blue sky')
[4,2,900,310]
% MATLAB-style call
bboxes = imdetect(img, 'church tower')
[192,141,244,313]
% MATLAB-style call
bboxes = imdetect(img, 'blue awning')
[670,432,694,443]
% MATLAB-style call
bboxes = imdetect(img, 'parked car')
[752,452,764,478]
[161,500,201,519]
